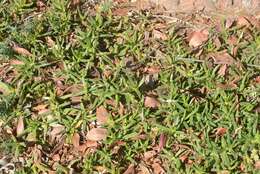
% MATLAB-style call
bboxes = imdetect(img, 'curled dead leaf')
[218,64,228,77]
[209,50,235,65]
[86,128,108,141]
[144,96,160,109]
[215,127,227,136]
[72,133,80,148]
[144,150,157,161]
[9,59,24,65]
[152,162,165,174]
[45,37,55,47]
[255,160,260,170]
[188,29,209,48]
[153,30,167,40]
[96,106,109,125]
[16,117,24,136]
[237,16,251,28]
[158,134,167,152]
[123,164,135,174]
[11,42,32,57]
[144,66,161,74]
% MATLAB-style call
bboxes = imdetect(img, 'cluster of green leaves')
[0,0,259,173]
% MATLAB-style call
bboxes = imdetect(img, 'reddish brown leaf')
[213,37,222,50]
[152,162,165,174]
[96,106,109,125]
[45,37,55,47]
[188,29,209,48]
[215,127,227,136]
[239,163,245,172]
[227,36,238,46]
[153,30,167,40]
[72,132,80,148]
[36,0,46,11]
[255,160,260,170]
[70,0,80,8]
[179,154,188,162]
[86,128,108,141]
[158,134,167,152]
[209,50,235,65]
[9,59,24,65]
[144,96,160,109]
[225,18,235,29]
[11,43,32,57]
[143,150,157,161]
[119,102,125,116]
[237,16,251,28]
[16,117,24,136]
[218,64,228,76]
[144,66,161,74]
[254,76,260,84]
[123,164,135,174]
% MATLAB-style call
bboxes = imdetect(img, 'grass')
[0,0,260,173]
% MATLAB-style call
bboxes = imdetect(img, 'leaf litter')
[0,0,260,173]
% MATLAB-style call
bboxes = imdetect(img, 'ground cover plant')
[0,0,260,173]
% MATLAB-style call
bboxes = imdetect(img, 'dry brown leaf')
[11,43,32,57]
[45,37,55,47]
[152,162,165,174]
[70,0,80,8]
[36,0,46,11]
[9,59,24,65]
[213,37,222,50]
[144,66,161,74]
[188,29,209,48]
[209,50,235,65]
[225,18,235,29]
[16,117,24,136]
[158,134,166,152]
[239,163,245,172]
[144,150,157,161]
[96,106,109,125]
[72,133,80,148]
[179,154,188,162]
[218,64,228,76]
[152,30,167,40]
[215,127,227,136]
[123,164,135,174]
[48,124,65,144]
[237,16,251,28]
[138,164,151,174]
[86,128,108,141]
[144,96,160,109]
[254,76,260,84]
[255,160,260,170]
[227,36,238,46]
[217,82,237,90]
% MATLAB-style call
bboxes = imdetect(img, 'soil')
[135,0,260,14]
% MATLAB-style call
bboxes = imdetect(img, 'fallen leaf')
[45,37,55,47]
[209,50,235,65]
[179,154,188,162]
[16,117,24,136]
[144,96,160,109]
[213,37,222,50]
[86,128,108,141]
[215,127,227,136]
[123,164,135,174]
[217,82,237,90]
[138,163,151,174]
[153,30,167,40]
[48,124,65,144]
[255,160,260,170]
[70,0,80,8]
[218,64,228,76]
[227,36,238,46]
[96,106,109,125]
[144,66,161,74]
[254,76,260,84]
[225,18,235,29]
[52,154,60,162]
[239,163,245,172]
[72,133,80,148]
[119,102,125,116]
[9,59,24,65]
[11,42,32,57]
[36,0,46,11]
[158,134,166,152]
[237,16,251,28]
[144,150,157,161]
[188,29,209,48]
[152,162,165,174]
